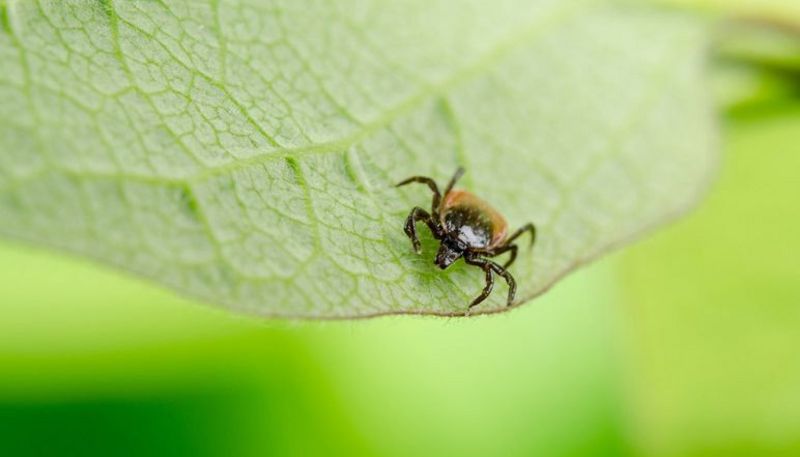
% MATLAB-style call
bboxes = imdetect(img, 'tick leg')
[491,243,518,269]
[484,223,534,270]
[490,262,517,306]
[466,256,517,307]
[470,267,495,309]
[403,207,439,254]
[464,257,495,309]
[505,223,537,249]
[396,176,442,216]
[443,167,465,196]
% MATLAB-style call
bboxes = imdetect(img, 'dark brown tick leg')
[505,223,537,249]
[403,207,440,253]
[482,223,535,270]
[491,244,518,269]
[464,256,495,309]
[473,268,495,309]
[443,167,465,196]
[396,176,442,216]
[491,262,517,306]
[466,256,517,307]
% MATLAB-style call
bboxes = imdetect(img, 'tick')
[397,167,536,309]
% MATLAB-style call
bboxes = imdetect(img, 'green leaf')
[0,0,716,318]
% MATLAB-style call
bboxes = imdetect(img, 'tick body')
[397,168,536,310]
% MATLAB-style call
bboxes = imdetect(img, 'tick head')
[435,240,463,270]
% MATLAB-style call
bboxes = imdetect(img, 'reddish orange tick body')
[397,168,536,309]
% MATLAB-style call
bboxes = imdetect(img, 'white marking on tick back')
[457,225,489,247]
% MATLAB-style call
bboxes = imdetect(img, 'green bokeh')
[619,104,800,457]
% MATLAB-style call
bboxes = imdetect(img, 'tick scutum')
[443,205,493,250]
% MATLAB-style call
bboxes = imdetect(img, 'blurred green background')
[2,15,800,457]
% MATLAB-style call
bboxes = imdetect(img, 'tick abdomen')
[440,190,507,249]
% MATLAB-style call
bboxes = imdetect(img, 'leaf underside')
[0,0,717,318]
